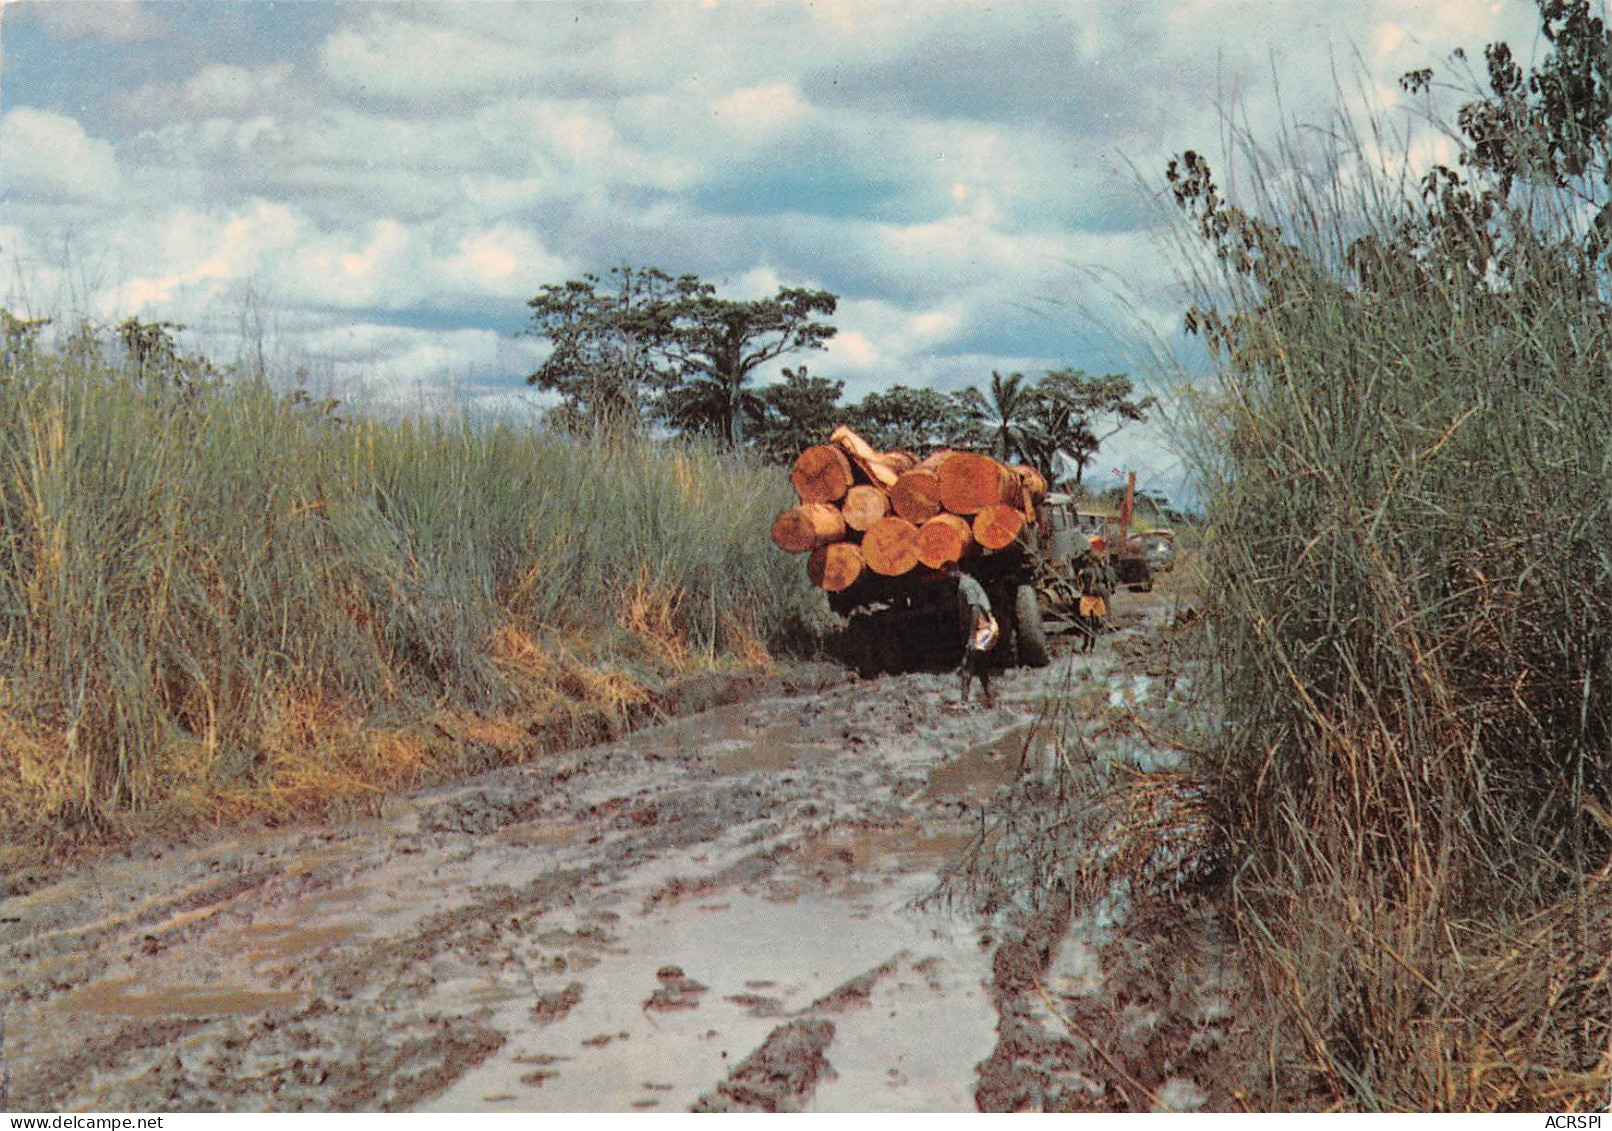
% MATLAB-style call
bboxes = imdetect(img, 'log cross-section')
[791,445,855,504]
[972,503,1026,551]
[937,451,1023,515]
[915,513,974,569]
[840,484,890,532]
[860,515,921,577]
[888,468,943,524]
[771,503,847,553]
[808,541,864,591]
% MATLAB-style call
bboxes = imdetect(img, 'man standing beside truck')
[1080,538,1121,651]
[948,562,998,708]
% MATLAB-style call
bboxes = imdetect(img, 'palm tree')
[985,370,1030,462]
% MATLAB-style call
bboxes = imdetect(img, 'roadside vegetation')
[0,324,813,860]
[0,266,1167,875]
[1172,0,1612,1109]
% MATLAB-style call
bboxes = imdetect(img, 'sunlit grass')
[0,351,815,847]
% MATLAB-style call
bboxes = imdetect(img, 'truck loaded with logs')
[772,425,1077,676]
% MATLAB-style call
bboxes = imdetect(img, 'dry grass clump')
[1170,99,1612,1111]
[1236,823,1611,1111]
[0,347,814,848]
[617,565,692,669]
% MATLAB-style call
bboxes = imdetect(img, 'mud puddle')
[623,700,844,777]
[57,977,306,1019]
[925,723,1058,802]
[426,876,993,1112]
[0,600,1186,1111]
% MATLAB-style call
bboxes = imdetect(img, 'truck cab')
[1040,495,1155,591]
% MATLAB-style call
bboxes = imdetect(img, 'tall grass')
[0,345,813,839]
[1173,111,1612,1109]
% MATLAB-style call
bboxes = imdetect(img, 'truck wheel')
[1014,584,1051,668]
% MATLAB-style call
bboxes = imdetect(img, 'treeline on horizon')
[520,265,1162,501]
[6,276,1175,518]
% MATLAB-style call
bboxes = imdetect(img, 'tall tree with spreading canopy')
[847,384,986,452]
[655,279,838,446]
[524,266,682,434]
[1013,369,1153,485]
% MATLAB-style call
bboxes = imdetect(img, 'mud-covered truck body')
[1043,471,1162,592]
[824,534,1049,674]
[771,427,1055,674]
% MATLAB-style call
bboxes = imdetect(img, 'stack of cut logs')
[771,425,1048,592]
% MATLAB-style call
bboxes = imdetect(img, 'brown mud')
[0,586,1228,1112]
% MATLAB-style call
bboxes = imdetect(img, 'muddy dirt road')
[1,595,1219,1112]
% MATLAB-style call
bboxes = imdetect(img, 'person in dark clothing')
[1073,543,1115,653]
[948,563,997,708]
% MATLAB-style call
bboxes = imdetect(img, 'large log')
[938,451,1022,515]
[829,425,900,489]
[771,503,846,553]
[888,468,943,524]
[791,445,855,504]
[972,503,1026,551]
[841,483,889,532]
[915,513,974,569]
[1013,464,1048,521]
[808,541,864,592]
[861,515,921,577]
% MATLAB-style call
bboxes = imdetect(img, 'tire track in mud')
[0,609,1199,1112]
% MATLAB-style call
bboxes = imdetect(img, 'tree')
[118,317,183,384]
[746,365,845,465]
[524,266,681,435]
[973,370,1034,462]
[847,384,985,452]
[1016,369,1153,486]
[525,269,838,445]
[655,279,837,446]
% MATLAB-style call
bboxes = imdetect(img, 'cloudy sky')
[0,0,1545,496]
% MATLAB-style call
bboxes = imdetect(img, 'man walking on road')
[948,563,997,708]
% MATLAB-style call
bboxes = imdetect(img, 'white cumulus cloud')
[439,226,571,299]
[712,83,810,138]
[105,200,304,316]
[0,108,121,202]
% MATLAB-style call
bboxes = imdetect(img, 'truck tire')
[1014,584,1051,668]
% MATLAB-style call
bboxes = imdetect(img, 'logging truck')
[771,427,1060,675]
